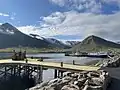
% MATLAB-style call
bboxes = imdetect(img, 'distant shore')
[0,47,67,54]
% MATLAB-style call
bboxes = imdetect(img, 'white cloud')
[49,0,101,13]
[41,12,66,26]
[49,0,120,13]
[18,11,120,41]
[10,17,15,20]
[10,12,16,20]
[0,23,2,25]
[0,13,9,17]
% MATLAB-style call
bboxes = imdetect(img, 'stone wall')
[29,70,110,90]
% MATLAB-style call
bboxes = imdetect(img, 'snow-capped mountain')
[62,41,80,47]
[45,38,80,47]
[0,23,17,35]
[0,23,56,48]
[0,23,72,49]
[45,38,70,48]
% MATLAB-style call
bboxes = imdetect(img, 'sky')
[0,0,120,41]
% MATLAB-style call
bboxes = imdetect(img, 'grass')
[0,47,66,53]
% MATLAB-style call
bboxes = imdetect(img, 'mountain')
[71,35,120,52]
[45,38,80,48]
[0,23,56,49]
[62,41,80,47]
[117,42,120,44]
[44,38,70,48]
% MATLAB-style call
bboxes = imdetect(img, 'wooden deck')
[0,59,100,72]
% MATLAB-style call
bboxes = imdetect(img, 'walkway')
[0,59,100,72]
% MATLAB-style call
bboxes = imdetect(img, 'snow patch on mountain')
[0,28,15,35]
[62,40,80,46]
[45,38,80,47]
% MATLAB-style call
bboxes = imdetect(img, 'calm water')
[0,53,102,81]
[27,53,103,81]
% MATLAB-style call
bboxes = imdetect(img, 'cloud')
[0,13,9,17]
[41,12,66,26]
[10,12,16,20]
[49,0,120,13]
[10,17,15,20]
[18,11,120,41]
[0,23,2,25]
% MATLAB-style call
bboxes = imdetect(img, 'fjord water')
[27,53,102,81]
[0,53,102,81]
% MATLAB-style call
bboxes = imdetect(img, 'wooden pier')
[0,59,100,83]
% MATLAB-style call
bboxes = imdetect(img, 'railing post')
[61,62,63,67]
[73,60,75,65]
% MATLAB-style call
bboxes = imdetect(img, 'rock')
[78,78,87,83]
[61,84,79,90]
[54,80,70,90]
[73,81,78,85]
[62,76,73,81]
[76,78,87,87]
[83,85,89,90]
[63,72,72,77]
[83,85,102,90]
[87,71,100,78]
[29,71,110,90]
[29,81,49,90]
[92,78,103,86]
[48,78,60,85]
[45,86,55,90]
[71,73,79,78]
[78,73,84,79]
[80,71,88,78]
[61,79,70,84]
[84,79,89,85]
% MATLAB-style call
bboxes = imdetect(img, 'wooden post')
[61,62,63,67]
[58,70,60,78]
[4,66,7,80]
[39,66,43,83]
[18,65,21,76]
[11,66,13,75]
[54,69,57,78]
[13,66,16,76]
[37,66,43,84]
[26,58,28,63]
[61,70,63,77]
[41,57,43,61]
[58,70,63,78]
[73,60,75,65]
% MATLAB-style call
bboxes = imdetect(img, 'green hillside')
[71,35,120,52]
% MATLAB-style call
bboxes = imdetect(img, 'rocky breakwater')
[101,55,120,68]
[29,70,110,90]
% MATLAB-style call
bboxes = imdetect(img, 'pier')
[0,59,100,84]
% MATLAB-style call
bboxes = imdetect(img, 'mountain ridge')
[71,35,120,52]
[0,23,55,49]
